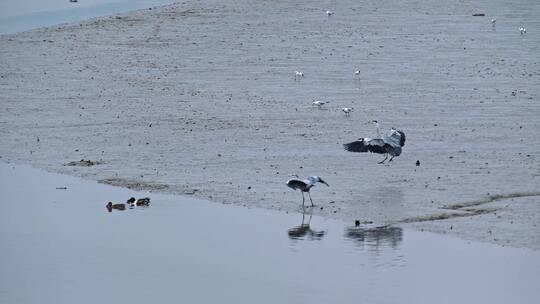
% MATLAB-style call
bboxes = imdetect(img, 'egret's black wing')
[397,131,406,147]
[286,179,308,190]
[343,138,386,154]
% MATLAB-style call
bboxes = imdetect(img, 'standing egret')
[286,176,329,208]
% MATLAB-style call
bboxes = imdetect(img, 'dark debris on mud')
[64,159,102,167]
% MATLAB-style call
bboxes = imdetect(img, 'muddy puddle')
[1,162,539,304]
[0,0,175,34]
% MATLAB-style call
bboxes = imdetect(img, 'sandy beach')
[1,0,539,249]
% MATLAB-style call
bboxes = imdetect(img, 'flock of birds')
[103,10,527,212]
[106,197,150,212]
[287,120,406,208]
[490,17,527,34]
[300,69,359,115]
[285,11,529,209]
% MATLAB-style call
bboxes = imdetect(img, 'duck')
[106,202,126,212]
[127,197,151,207]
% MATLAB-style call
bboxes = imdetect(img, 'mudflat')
[1,0,539,249]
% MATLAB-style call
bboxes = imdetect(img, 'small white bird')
[294,71,304,81]
[355,70,360,76]
[313,100,327,107]
[326,10,334,16]
[491,18,497,26]
[341,107,353,116]
[519,27,527,35]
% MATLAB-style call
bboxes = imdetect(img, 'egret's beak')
[320,179,329,187]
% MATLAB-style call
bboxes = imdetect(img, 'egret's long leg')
[389,155,395,162]
[308,191,315,207]
[378,154,388,164]
[301,192,305,208]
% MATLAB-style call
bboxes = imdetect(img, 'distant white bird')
[343,120,406,164]
[491,18,497,26]
[294,71,304,81]
[341,107,353,116]
[326,10,334,16]
[354,70,361,80]
[519,27,527,35]
[312,100,327,107]
[287,176,329,207]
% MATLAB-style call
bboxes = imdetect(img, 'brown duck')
[106,202,126,212]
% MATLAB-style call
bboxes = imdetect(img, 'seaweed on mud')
[64,159,101,167]
[399,208,498,224]
[398,191,540,224]
[99,178,170,191]
[442,191,540,210]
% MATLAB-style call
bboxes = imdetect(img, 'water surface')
[0,0,176,35]
[0,162,539,303]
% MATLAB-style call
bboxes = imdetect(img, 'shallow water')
[0,0,175,34]
[0,162,539,303]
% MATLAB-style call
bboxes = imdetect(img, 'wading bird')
[341,107,353,116]
[294,71,304,81]
[519,26,527,34]
[312,100,327,108]
[355,70,360,78]
[491,18,497,26]
[326,10,334,16]
[286,176,329,208]
[343,120,406,164]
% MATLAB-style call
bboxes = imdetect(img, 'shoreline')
[3,161,539,303]
[1,0,539,250]
[0,0,177,35]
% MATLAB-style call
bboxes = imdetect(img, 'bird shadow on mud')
[288,211,326,241]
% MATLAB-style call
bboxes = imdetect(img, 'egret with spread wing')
[343,120,406,164]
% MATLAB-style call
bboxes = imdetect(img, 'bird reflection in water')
[288,211,326,241]
[344,225,403,250]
